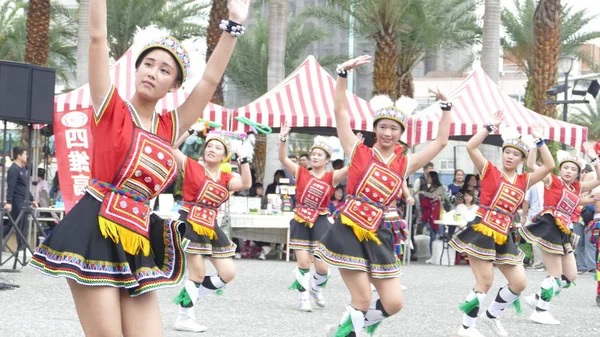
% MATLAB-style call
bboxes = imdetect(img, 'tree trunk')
[398,71,415,98]
[481,0,501,84]
[76,0,90,87]
[373,33,399,99]
[255,0,288,185]
[25,0,51,66]
[532,0,561,117]
[206,0,229,105]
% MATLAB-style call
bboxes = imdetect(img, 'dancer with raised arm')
[172,124,252,332]
[317,55,452,337]
[30,0,250,335]
[278,121,349,312]
[449,116,555,337]
[520,144,600,324]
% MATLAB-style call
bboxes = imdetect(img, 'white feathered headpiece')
[131,25,205,86]
[370,95,418,132]
[311,136,337,158]
[557,150,584,171]
[501,127,534,157]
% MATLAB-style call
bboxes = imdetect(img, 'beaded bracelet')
[279,136,288,142]
[591,157,599,166]
[533,138,545,147]
[237,157,249,165]
[485,123,497,132]
[439,101,453,111]
[336,64,350,78]
[219,19,245,37]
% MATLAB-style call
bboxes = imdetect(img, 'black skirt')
[314,216,400,279]
[449,217,524,265]
[289,215,331,251]
[518,213,579,255]
[179,210,236,258]
[30,194,187,297]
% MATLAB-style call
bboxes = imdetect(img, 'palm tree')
[225,13,347,99]
[502,0,600,110]
[206,0,228,105]
[0,0,77,87]
[24,0,51,66]
[106,0,208,59]
[570,99,600,141]
[531,0,561,117]
[304,0,478,98]
[481,0,501,84]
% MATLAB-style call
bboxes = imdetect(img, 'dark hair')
[37,168,46,179]
[249,182,264,197]
[462,190,475,205]
[424,162,434,170]
[453,169,464,182]
[135,48,183,86]
[12,146,26,160]
[299,153,310,160]
[464,174,478,186]
[288,155,297,160]
[274,170,285,180]
[332,159,344,169]
[429,171,442,189]
[332,186,345,201]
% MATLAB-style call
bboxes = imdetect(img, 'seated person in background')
[328,186,345,214]
[266,170,286,195]
[455,190,478,222]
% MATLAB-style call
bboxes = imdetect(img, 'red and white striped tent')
[54,47,228,123]
[410,68,587,148]
[230,56,394,139]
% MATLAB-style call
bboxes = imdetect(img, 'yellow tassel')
[294,214,314,228]
[98,217,151,256]
[472,223,507,245]
[340,214,382,245]
[555,218,571,235]
[219,162,232,174]
[188,220,218,240]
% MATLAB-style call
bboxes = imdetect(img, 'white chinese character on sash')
[65,129,89,149]
[72,174,90,196]
[68,150,90,172]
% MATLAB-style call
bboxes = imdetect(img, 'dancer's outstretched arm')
[333,56,372,157]
[467,110,505,174]
[407,89,451,175]
[229,147,252,192]
[172,123,206,170]
[278,121,298,179]
[581,142,600,193]
[177,0,250,136]
[89,0,111,112]
[527,126,555,187]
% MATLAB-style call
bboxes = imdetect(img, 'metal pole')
[562,72,569,150]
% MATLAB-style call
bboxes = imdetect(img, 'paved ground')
[0,255,599,337]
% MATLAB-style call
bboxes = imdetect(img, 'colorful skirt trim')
[30,194,186,297]
[289,215,331,251]
[518,214,579,255]
[179,210,236,258]
[449,217,524,265]
[314,216,400,278]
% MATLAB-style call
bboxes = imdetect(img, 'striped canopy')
[231,56,385,137]
[410,69,588,148]
[53,48,228,124]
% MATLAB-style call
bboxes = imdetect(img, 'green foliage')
[570,99,600,141]
[225,12,347,100]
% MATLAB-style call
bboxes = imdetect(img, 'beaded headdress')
[205,133,232,163]
[133,26,191,83]
[557,150,583,171]
[370,95,418,132]
[501,127,534,157]
[311,136,336,157]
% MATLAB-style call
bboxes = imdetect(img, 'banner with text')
[54,109,93,213]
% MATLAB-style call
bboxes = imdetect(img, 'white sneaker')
[480,314,508,337]
[529,310,560,325]
[234,253,241,259]
[258,252,266,260]
[299,292,312,312]
[310,287,326,307]
[524,294,537,309]
[457,325,485,337]
[174,313,207,332]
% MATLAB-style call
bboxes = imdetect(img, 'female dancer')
[30,0,250,335]
[317,55,452,336]
[449,116,555,337]
[278,122,348,312]
[172,125,252,332]
[520,145,600,324]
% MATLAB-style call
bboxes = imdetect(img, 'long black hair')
[429,171,442,189]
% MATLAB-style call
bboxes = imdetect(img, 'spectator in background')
[283,155,297,185]
[332,159,346,188]
[266,169,286,195]
[416,170,445,261]
[447,169,464,200]
[299,153,310,170]
[328,186,345,214]
[413,162,435,232]
[459,173,480,204]
[33,168,50,207]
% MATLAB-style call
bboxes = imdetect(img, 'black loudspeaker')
[0,60,55,124]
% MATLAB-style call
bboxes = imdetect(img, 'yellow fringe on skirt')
[341,214,381,245]
[294,214,314,228]
[188,220,218,241]
[98,217,151,256]
[472,223,507,245]
[554,218,572,235]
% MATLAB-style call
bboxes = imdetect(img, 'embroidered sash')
[181,179,229,240]
[473,182,524,245]
[94,129,177,256]
[294,177,332,227]
[340,161,402,244]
